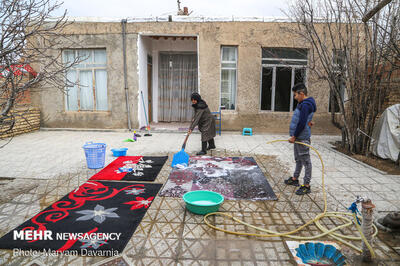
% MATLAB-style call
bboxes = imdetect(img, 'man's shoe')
[284,177,299,186]
[196,150,207,155]
[295,185,311,195]
[207,145,216,150]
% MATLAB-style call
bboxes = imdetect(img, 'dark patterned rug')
[159,156,277,200]
[89,156,168,181]
[0,181,162,255]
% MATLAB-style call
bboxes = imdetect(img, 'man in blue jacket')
[285,83,317,195]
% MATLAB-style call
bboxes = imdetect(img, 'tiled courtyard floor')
[0,130,399,265]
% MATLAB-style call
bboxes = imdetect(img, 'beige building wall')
[32,20,340,134]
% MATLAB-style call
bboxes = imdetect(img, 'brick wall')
[1,71,39,138]
[0,107,40,138]
[383,77,400,110]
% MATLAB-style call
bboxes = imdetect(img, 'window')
[220,46,237,110]
[63,49,108,111]
[261,48,307,112]
[329,49,346,113]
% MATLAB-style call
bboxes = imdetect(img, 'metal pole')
[121,19,132,131]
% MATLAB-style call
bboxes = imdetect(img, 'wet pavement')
[0,130,399,265]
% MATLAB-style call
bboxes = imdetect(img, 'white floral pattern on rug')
[115,158,154,176]
[75,204,119,224]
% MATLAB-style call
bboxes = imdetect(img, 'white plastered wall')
[137,35,153,129]
[138,36,198,125]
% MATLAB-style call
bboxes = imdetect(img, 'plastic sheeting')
[371,104,400,162]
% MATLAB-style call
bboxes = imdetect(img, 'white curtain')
[221,47,237,110]
[222,47,236,61]
[63,49,108,111]
[221,69,237,110]
[79,70,94,110]
[95,69,108,110]
[158,53,198,122]
[94,50,107,66]
[78,49,92,64]
[64,51,78,111]
[66,70,78,111]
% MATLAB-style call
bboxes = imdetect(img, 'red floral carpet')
[89,156,168,182]
[0,181,161,255]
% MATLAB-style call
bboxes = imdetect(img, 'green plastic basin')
[183,190,224,215]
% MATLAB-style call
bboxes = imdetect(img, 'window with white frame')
[261,48,308,112]
[220,46,237,110]
[63,49,108,111]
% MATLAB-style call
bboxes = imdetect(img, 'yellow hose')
[204,140,377,257]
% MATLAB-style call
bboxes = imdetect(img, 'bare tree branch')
[363,0,394,22]
[0,0,82,147]
[283,0,399,154]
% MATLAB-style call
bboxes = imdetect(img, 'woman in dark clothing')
[188,92,216,155]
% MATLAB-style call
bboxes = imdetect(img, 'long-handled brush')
[140,91,152,137]
[171,133,191,168]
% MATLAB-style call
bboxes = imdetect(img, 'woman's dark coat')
[190,101,216,142]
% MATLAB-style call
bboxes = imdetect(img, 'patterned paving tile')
[176,260,215,266]
[179,239,216,260]
[123,237,147,259]
[134,258,176,265]
[182,223,216,240]
[0,144,399,265]
[148,222,183,239]
[141,238,180,258]
[154,208,185,223]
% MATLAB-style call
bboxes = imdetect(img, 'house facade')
[32,17,340,134]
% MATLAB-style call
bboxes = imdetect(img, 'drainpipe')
[121,19,132,131]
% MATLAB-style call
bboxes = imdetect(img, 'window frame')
[220,46,238,111]
[63,49,108,112]
[260,48,308,112]
[260,64,308,112]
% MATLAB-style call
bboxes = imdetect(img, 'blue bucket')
[111,148,128,157]
[82,142,107,169]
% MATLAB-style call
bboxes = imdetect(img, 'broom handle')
[182,132,190,150]
[140,91,150,129]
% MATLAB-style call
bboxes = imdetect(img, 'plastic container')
[182,190,224,215]
[111,148,128,157]
[82,142,107,169]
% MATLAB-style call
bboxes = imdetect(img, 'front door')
[158,53,198,122]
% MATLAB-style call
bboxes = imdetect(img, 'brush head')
[171,148,190,168]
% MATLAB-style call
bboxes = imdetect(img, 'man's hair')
[292,83,308,95]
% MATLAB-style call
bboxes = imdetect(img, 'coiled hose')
[203,140,377,257]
